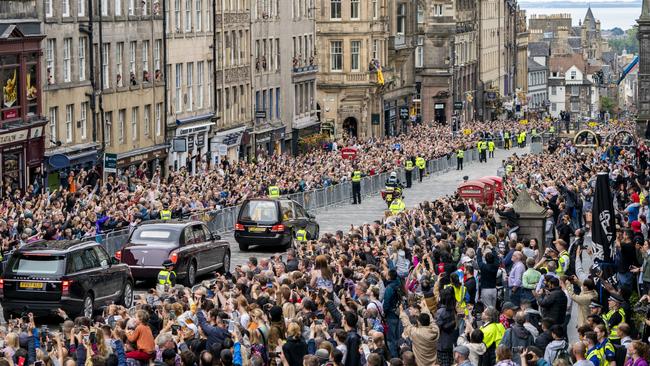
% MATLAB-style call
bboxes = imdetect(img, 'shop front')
[168,115,214,174]
[212,125,246,163]
[0,126,46,193]
[116,144,168,177]
[254,125,286,157]
[291,115,320,155]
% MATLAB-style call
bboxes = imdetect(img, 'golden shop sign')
[0,129,29,146]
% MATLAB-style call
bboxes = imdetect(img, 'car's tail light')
[235,223,245,231]
[170,251,179,264]
[115,250,122,261]
[271,224,285,232]
[0,278,4,298]
[62,280,72,296]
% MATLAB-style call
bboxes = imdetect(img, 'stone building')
[42,0,166,178]
[0,1,48,192]
[527,57,548,117]
[478,0,508,120]
[515,8,528,117]
[316,0,416,138]
[548,53,593,120]
[251,0,318,156]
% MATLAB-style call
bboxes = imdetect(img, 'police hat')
[162,259,175,267]
[589,301,603,309]
[608,294,624,303]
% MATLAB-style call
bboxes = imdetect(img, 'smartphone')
[83,335,89,344]
[171,324,179,336]
[266,283,273,289]
[228,320,235,333]
[89,331,97,344]
[17,357,25,366]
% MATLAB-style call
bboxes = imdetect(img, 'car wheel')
[82,293,94,318]
[184,261,197,287]
[120,281,134,308]
[218,250,231,274]
[238,243,249,251]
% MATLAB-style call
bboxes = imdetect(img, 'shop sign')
[197,134,205,147]
[434,103,445,110]
[255,110,266,119]
[172,137,187,152]
[371,114,380,125]
[104,153,117,173]
[3,110,17,120]
[187,135,195,151]
[454,102,463,110]
[0,129,29,146]
[399,106,409,119]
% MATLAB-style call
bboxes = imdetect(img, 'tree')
[608,27,639,54]
[600,96,617,114]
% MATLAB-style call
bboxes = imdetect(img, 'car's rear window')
[239,200,278,224]
[8,255,65,275]
[130,227,180,245]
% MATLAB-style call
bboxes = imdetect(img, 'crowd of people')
[0,118,648,366]
[0,120,546,248]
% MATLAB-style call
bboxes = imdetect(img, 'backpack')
[553,343,572,365]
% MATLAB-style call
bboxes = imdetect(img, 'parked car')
[234,199,319,251]
[118,220,230,286]
[0,240,133,320]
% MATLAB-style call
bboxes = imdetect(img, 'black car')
[234,199,319,251]
[0,240,134,320]
[119,221,230,286]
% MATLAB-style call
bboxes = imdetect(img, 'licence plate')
[19,282,44,289]
[248,227,267,233]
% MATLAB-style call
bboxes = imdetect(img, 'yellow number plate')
[248,227,267,233]
[19,282,44,289]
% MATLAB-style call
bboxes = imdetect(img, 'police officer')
[160,203,172,220]
[488,139,495,158]
[415,156,426,182]
[482,140,488,162]
[157,259,177,292]
[389,197,405,215]
[295,227,308,244]
[404,157,415,188]
[457,148,465,170]
[351,168,363,204]
[268,181,280,198]
[555,239,570,276]
[477,139,484,163]
[603,295,626,344]
[504,130,511,149]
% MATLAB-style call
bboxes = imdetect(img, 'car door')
[79,247,106,303]
[179,227,196,273]
[93,245,122,304]
[280,201,298,229]
[202,224,223,269]
[292,203,312,237]
[191,224,211,273]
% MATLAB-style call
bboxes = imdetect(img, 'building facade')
[0,1,48,192]
[165,0,216,173]
[43,0,166,178]
[527,57,547,117]
[478,0,507,120]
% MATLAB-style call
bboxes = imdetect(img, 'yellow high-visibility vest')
[389,199,405,214]
[160,210,172,220]
[352,171,362,182]
[157,270,175,285]
[295,229,307,242]
[415,157,425,169]
[480,322,506,348]
[268,186,280,198]
[405,161,414,171]
[457,150,464,158]
[602,308,625,340]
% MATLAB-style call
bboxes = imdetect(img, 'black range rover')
[0,240,134,320]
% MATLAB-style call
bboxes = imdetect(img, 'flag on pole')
[591,172,616,262]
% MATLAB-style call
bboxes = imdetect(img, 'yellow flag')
[588,121,598,127]
[519,119,528,125]
[377,67,385,85]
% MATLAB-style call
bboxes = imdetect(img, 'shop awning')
[116,143,168,167]
[176,113,215,126]
[214,125,248,147]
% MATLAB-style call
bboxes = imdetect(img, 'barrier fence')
[96,145,500,255]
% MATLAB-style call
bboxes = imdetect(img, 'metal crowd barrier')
[93,146,494,255]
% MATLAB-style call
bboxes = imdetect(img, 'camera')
[525,353,534,362]
[171,324,179,335]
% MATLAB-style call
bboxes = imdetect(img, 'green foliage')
[600,96,617,113]
[608,27,639,54]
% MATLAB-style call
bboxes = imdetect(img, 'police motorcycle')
[381,171,405,208]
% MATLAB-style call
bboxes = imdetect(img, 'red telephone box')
[483,176,504,197]
[457,181,495,206]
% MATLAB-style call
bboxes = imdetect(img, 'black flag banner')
[591,172,616,262]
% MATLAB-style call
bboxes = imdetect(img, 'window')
[116,42,124,86]
[207,60,213,108]
[78,0,85,15]
[129,41,136,76]
[372,39,378,60]
[118,109,125,142]
[330,0,341,19]
[104,111,112,145]
[195,0,202,31]
[185,0,192,31]
[142,0,148,15]
[397,4,406,34]
[46,39,55,84]
[551,102,557,111]
[63,38,72,82]
[62,0,70,16]
[131,107,138,141]
[45,0,53,17]
[551,85,556,95]
[80,102,88,139]
[129,0,135,15]
[65,105,73,142]
[433,4,443,16]
[330,41,342,71]
[351,40,360,71]
[115,0,122,15]
[155,103,162,136]
[49,107,57,141]
[175,0,181,31]
[570,70,576,80]
[78,37,86,81]
[416,36,424,67]
[372,0,377,19]
[571,86,579,96]
[175,63,182,111]
[101,43,110,88]
[351,0,359,19]
[154,40,162,75]
[187,62,193,111]
[101,0,108,15]
[144,104,151,136]
[417,4,424,23]
[571,101,579,112]
[276,87,280,118]
[197,61,204,108]
[142,40,149,81]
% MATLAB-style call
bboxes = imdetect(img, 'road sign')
[104,153,117,173]
[454,101,463,110]
[399,106,409,119]
[255,110,266,119]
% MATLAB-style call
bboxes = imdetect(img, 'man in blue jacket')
[383,269,403,359]
[196,305,231,352]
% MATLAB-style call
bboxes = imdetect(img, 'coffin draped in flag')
[590,172,616,262]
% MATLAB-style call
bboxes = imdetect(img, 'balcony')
[292,65,318,75]
[389,34,414,50]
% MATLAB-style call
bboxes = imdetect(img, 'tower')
[637,0,650,138]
